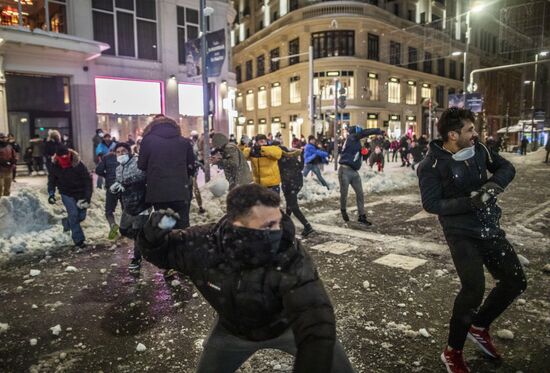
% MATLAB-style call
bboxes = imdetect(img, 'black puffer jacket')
[138,214,336,373]
[116,155,148,215]
[138,117,195,203]
[95,152,118,188]
[47,150,93,202]
[417,140,515,239]
[278,146,304,194]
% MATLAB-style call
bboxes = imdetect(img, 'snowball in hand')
[158,215,177,230]
[207,178,229,198]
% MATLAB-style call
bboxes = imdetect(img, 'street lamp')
[529,50,549,150]
[464,3,485,93]
[200,1,213,182]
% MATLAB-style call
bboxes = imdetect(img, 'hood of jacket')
[425,139,456,161]
[53,149,80,168]
[211,133,229,149]
[47,130,61,142]
[143,116,181,139]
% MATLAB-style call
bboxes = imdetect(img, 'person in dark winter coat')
[29,135,45,174]
[93,129,105,188]
[137,115,195,229]
[303,136,329,189]
[520,136,529,155]
[7,133,20,182]
[45,130,62,174]
[47,146,93,247]
[399,136,411,167]
[417,108,526,373]
[338,125,382,225]
[390,139,399,162]
[0,132,16,196]
[95,149,121,238]
[409,141,424,170]
[110,142,149,270]
[545,138,550,163]
[278,146,313,236]
[368,145,384,172]
[210,133,252,190]
[137,183,355,373]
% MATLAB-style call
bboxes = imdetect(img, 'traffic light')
[338,87,347,109]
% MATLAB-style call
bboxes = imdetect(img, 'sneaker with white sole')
[441,348,470,373]
[467,326,501,359]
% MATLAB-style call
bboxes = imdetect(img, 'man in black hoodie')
[138,183,354,373]
[47,146,93,247]
[417,108,526,373]
[138,115,195,229]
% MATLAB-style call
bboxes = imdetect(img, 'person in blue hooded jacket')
[338,125,382,225]
[303,136,329,190]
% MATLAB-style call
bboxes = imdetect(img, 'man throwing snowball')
[417,108,526,373]
[137,183,355,373]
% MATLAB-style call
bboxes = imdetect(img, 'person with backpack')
[95,147,121,239]
[0,133,17,196]
[110,142,149,270]
[210,133,252,190]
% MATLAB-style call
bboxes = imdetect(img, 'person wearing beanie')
[110,142,149,270]
[243,134,282,193]
[47,145,93,248]
[138,115,195,231]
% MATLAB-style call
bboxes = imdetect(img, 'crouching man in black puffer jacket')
[137,183,355,373]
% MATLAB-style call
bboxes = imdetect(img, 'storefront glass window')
[289,76,301,103]
[368,75,379,101]
[0,0,67,33]
[258,88,267,109]
[406,81,416,105]
[246,91,254,111]
[271,84,281,107]
[421,84,432,99]
[388,79,401,103]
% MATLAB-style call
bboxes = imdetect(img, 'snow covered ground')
[0,159,417,263]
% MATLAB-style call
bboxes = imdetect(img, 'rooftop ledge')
[0,25,110,61]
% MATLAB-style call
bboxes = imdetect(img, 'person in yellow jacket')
[243,134,282,193]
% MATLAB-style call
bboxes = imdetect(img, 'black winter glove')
[480,181,504,197]
[48,195,56,205]
[249,145,262,158]
[143,209,180,243]
[470,190,491,209]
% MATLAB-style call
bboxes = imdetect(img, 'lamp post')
[200,1,214,182]
[464,4,485,93]
[530,51,549,150]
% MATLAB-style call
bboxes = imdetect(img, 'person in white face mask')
[417,108,525,373]
[111,142,150,271]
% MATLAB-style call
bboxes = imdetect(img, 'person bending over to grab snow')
[137,183,355,373]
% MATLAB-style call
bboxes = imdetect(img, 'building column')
[71,82,97,168]
[0,56,8,134]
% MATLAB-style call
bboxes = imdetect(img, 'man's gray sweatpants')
[338,165,365,215]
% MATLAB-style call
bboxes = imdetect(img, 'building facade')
[0,0,235,166]
[230,0,526,143]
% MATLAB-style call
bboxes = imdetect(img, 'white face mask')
[117,154,129,164]
[452,145,476,161]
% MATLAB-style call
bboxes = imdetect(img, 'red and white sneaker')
[467,326,502,359]
[441,348,470,373]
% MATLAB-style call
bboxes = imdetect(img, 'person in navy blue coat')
[303,136,329,190]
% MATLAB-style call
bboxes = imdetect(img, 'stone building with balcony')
[0,0,235,166]
[230,0,527,143]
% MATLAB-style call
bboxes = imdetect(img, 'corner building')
[230,0,524,142]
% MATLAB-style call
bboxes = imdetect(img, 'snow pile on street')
[0,189,56,238]
[502,147,547,165]
[299,162,418,203]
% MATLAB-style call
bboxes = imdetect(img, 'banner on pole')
[184,29,226,78]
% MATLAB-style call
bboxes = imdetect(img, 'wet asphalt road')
[1,155,550,373]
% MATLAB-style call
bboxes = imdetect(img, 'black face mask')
[223,224,283,266]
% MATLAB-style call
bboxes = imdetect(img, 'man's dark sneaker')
[441,348,470,373]
[74,240,86,249]
[358,214,372,226]
[341,209,350,222]
[198,207,206,214]
[128,258,142,271]
[61,218,70,232]
[301,224,314,237]
[467,326,502,359]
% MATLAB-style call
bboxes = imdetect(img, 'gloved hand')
[249,145,262,158]
[110,182,125,194]
[470,190,491,209]
[48,195,56,205]
[143,209,180,243]
[480,181,504,197]
[76,199,90,209]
